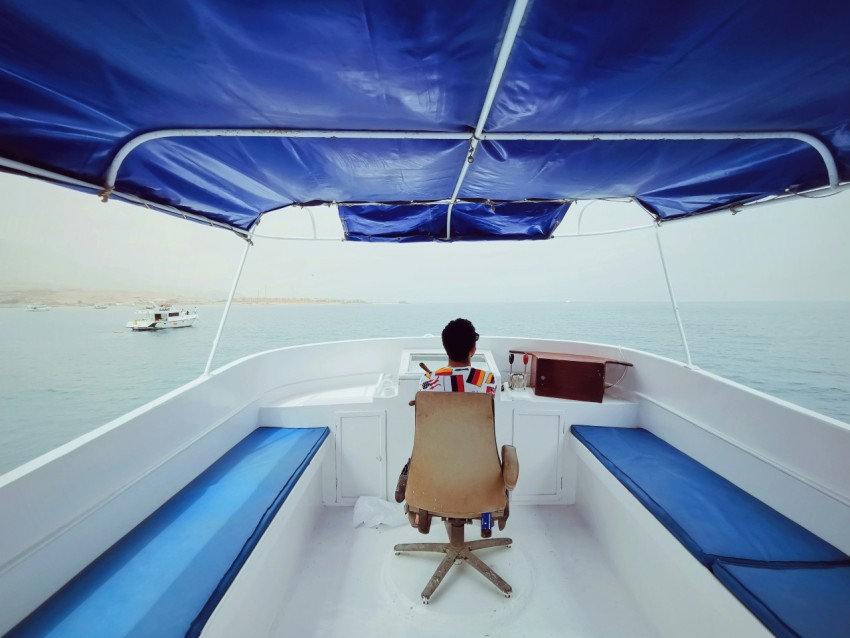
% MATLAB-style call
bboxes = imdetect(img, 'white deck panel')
[270,504,659,638]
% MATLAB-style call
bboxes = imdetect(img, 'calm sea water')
[1,302,848,475]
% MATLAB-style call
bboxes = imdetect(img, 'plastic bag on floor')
[352,496,407,528]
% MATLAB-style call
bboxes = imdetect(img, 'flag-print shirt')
[419,366,497,394]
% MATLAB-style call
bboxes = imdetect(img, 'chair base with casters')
[394,518,512,604]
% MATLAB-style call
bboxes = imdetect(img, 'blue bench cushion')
[572,425,848,567]
[713,561,850,638]
[8,426,329,638]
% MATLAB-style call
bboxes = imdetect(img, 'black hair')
[442,318,478,362]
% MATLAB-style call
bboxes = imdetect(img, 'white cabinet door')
[512,410,562,501]
[335,411,386,504]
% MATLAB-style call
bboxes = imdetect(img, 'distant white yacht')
[25,304,51,312]
[93,303,108,310]
[125,305,197,331]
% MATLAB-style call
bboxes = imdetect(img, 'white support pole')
[575,200,596,235]
[203,231,254,376]
[654,224,693,367]
[306,208,318,239]
[472,1,530,139]
[558,222,656,238]
[445,140,478,238]
[445,0,531,238]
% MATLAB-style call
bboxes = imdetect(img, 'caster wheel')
[505,593,512,599]
[394,551,401,555]
[422,597,429,605]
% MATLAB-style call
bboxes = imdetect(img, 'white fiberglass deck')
[270,504,658,638]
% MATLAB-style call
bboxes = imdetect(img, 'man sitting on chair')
[396,318,495,504]
[393,319,517,604]
[418,318,496,395]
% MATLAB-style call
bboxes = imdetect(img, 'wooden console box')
[509,351,632,403]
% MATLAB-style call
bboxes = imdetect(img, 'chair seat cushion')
[408,392,506,517]
[572,425,848,567]
[713,561,850,638]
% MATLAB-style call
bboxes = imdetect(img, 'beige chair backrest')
[406,391,506,518]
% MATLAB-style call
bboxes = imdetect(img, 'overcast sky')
[1,171,848,303]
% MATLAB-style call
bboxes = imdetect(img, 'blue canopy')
[1,0,848,238]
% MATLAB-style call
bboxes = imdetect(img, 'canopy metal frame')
[442,0,530,239]
[99,128,840,233]
[94,0,840,231]
[4,126,843,243]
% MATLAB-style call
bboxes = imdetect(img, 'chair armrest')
[501,445,519,491]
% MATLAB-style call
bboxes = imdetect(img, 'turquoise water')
[1,302,848,475]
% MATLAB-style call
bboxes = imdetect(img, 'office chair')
[394,391,519,604]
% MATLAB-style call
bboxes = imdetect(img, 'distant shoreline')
[0,290,366,307]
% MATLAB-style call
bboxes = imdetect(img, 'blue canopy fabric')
[339,201,569,242]
[1,0,849,236]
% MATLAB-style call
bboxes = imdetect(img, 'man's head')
[442,318,479,364]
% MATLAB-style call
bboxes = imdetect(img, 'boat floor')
[271,504,659,637]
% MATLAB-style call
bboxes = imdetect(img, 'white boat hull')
[125,305,197,331]
[1,336,847,636]
[126,317,196,331]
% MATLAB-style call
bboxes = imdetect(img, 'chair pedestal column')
[394,519,512,604]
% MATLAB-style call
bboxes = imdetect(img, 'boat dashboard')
[266,347,632,407]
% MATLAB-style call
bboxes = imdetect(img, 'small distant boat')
[25,304,51,312]
[125,305,197,331]
[93,304,108,310]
